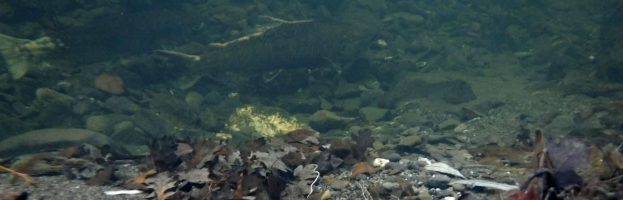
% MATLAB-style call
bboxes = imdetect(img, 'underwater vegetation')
[0,33,60,79]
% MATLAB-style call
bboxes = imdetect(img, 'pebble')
[451,182,466,192]
[381,182,400,190]
[438,118,460,130]
[398,135,422,146]
[453,123,469,134]
[425,174,451,189]
[359,106,388,122]
[330,180,350,190]
[373,158,390,168]
[384,152,402,162]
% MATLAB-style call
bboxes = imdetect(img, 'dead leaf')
[132,169,157,186]
[250,149,293,173]
[86,166,114,186]
[145,172,177,200]
[282,164,320,199]
[284,129,318,144]
[175,142,193,156]
[606,146,623,170]
[351,128,374,160]
[534,129,545,168]
[351,162,375,177]
[178,168,211,184]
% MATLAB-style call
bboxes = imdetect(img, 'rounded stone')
[185,91,204,109]
[398,135,422,146]
[85,115,113,133]
[381,182,400,190]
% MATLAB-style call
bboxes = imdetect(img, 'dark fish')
[195,20,377,73]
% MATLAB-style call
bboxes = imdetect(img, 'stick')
[0,164,34,186]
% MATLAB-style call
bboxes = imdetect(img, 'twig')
[0,164,34,186]
[307,164,320,199]
[154,49,201,61]
[260,15,313,24]
[210,16,313,48]
[209,31,264,48]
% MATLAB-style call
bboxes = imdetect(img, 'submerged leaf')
[250,150,290,172]
[351,128,374,160]
[145,172,177,200]
[282,164,320,199]
[546,138,590,172]
[178,168,211,184]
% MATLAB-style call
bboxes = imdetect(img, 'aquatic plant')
[0,33,60,79]
[226,105,306,138]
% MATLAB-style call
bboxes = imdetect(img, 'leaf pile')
[136,128,371,200]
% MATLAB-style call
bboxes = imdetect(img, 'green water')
[0,0,621,160]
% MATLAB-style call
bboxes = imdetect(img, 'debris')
[0,164,34,186]
[178,168,211,184]
[351,128,375,160]
[450,179,519,191]
[103,190,143,196]
[250,150,291,173]
[131,169,157,186]
[424,162,466,179]
[154,49,201,61]
[145,172,177,200]
[351,162,376,177]
[282,164,320,199]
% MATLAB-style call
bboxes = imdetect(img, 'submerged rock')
[103,96,140,114]
[359,106,388,122]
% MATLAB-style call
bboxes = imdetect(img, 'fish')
[178,20,379,89]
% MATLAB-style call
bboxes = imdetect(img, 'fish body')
[196,20,376,73]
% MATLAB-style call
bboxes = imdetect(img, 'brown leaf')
[606,147,623,170]
[145,172,177,200]
[351,129,374,160]
[0,164,34,186]
[0,191,28,200]
[178,168,211,184]
[175,142,193,156]
[132,169,157,186]
[533,130,545,168]
[86,166,114,186]
[284,129,317,144]
[351,162,376,177]
[251,150,290,173]
[581,144,611,178]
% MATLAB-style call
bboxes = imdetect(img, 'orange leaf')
[133,169,157,186]
[351,162,375,177]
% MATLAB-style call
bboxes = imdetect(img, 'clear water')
[0,1,622,198]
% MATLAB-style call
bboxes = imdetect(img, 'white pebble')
[373,158,390,168]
